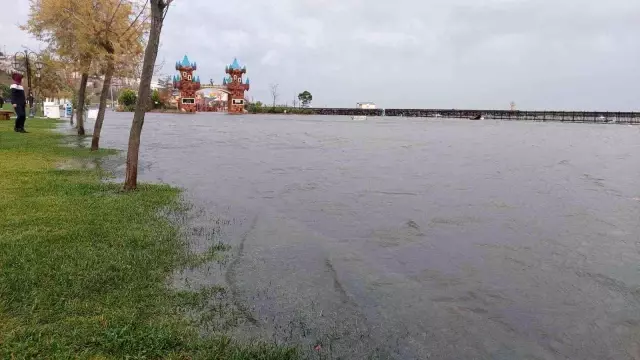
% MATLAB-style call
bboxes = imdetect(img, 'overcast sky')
[3,0,640,110]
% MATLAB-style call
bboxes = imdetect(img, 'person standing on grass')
[10,73,27,133]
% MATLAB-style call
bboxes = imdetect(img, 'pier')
[302,108,640,124]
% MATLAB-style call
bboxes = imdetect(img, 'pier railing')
[302,108,640,124]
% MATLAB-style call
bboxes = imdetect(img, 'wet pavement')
[92,112,640,359]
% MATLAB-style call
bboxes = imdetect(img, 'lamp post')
[13,50,44,118]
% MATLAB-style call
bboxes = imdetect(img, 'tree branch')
[62,6,95,34]
[120,13,149,42]
[106,0,125,30]
[120,0,149,39]
[161,0,173,21]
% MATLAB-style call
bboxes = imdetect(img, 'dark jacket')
[10,84,26,107]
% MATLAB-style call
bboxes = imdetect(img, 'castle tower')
[173,55,201,112]
[223,58,250,114]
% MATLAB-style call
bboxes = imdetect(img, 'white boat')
[351,116,367,121]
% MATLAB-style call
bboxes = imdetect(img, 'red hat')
[12,73,23,84]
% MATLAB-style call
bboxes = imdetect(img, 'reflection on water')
[89,113,640,359]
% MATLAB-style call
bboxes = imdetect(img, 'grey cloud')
[0,4,42,54]
[5,0,640,109]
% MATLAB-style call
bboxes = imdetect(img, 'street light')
[35,60,44,75]
[13,50,43,118]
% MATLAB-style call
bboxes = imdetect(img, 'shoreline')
[0,119,297,359]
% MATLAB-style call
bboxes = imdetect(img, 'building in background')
[173,55,201,112]
[196,85,229,112]
[223,58,250,114]
[150,77,165,90]
[357,102,376,109]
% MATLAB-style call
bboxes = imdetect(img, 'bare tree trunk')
[70,107,74,126]
[76,73,89,135]
[91,57,114,151]
[123,0,167,191]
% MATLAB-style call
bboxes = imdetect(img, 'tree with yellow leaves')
[24,0,147,143]
[24,0,96,135]
[30,50,71,100]
[90,1,147,151]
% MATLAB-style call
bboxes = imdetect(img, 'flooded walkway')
[96,113,640,359]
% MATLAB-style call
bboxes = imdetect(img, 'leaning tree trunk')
[123,0,167,190]
[76,72,89,135]
[91,56,114,151]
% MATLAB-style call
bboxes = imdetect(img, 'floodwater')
[93,113,640,359]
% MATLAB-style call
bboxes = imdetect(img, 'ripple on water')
[93,113,640,359]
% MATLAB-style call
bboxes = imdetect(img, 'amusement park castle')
[172,55,250,114]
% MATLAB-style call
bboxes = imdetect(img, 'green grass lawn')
[0,120,298,359]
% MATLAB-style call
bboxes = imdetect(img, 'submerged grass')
[0,120,298,359]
